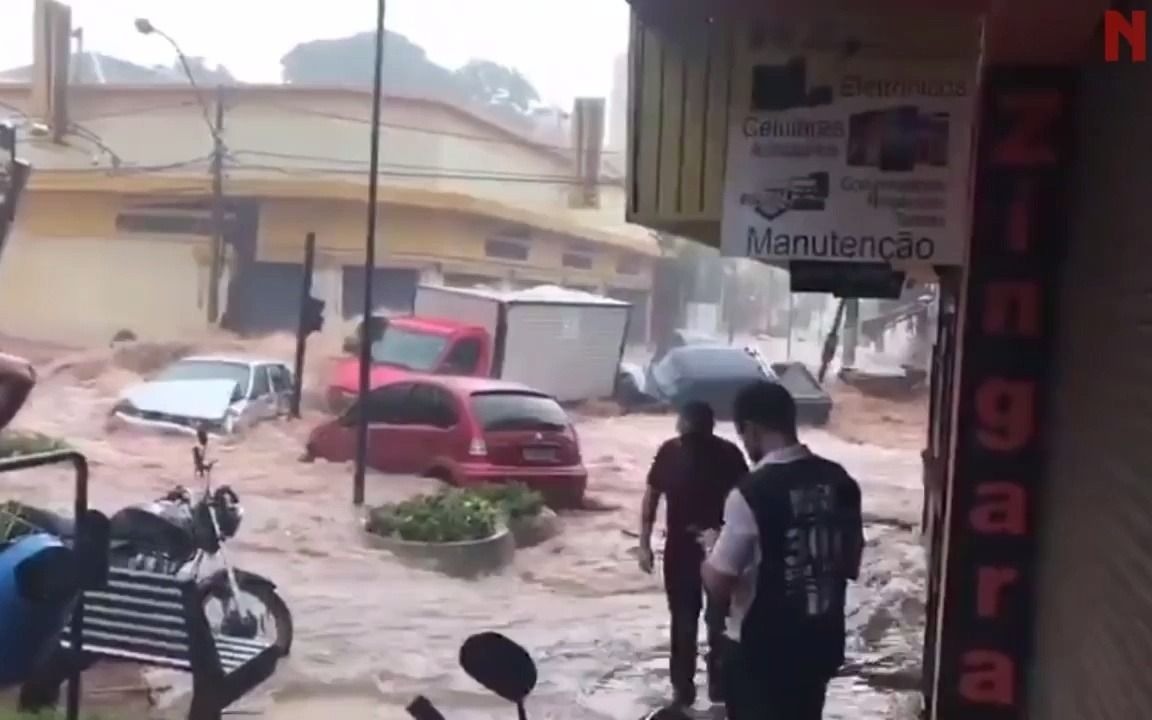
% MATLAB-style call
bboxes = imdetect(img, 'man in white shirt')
[701,381,863,720]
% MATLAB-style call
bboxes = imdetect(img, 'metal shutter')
[1028,27,1152,720]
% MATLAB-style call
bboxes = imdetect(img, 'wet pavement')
[0,341,927,720]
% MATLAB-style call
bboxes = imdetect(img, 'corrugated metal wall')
[1028,18,1152,719]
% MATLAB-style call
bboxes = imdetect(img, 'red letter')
[969,482,1027,535]
[976,566,1020,618]
[1104,10,1147,63]
[983,281,1041,338]
[959,650,1016,705]
[990,92,1062,168]
[975,379,1036,452]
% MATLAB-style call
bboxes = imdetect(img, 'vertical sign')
[931,68,1074,719]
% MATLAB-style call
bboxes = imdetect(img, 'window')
[250,366,271,397]
[360,383,414,424]
[616,254,643,275]
[410,383,459,428]
[370,328,448,372]
[116,213,214,235]
[154,359,251,402]
[485,238,530,261]
[562,252,594,270]
[439,338,483,375]
[469,391,570,431]
[268,365,293,393]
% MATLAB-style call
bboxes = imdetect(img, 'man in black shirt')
[702,382,864,720]
[639,401,749,708]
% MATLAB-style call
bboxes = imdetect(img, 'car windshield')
[470,391,570,432]
[370,328,447,371]
[154,360,252,398]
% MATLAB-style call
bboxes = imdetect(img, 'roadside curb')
[361,524,515,579]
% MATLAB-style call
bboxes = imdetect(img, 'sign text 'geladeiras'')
[1104,10,1148,62]
[931,68,1074,720]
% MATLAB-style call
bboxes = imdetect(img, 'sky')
[0,0,631,107]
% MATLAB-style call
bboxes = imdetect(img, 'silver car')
[110,356,295,435]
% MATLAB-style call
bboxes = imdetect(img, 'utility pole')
[292,233,319,418]
[207,84,225,324]
[353,0,388,506]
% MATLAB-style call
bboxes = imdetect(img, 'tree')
[280,30,459,97]
[454,60,540,114]
[279,33,542,116]
[179,57,235,85]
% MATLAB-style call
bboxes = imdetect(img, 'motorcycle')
[17,429,293,654]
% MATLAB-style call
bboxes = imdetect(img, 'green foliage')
[471,483,544,521]
[280,32,540,116]
[0,431,69,459]
[0,500,44,542]
[366,490,500,543]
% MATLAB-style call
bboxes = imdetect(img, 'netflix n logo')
[1104,10,1148,62]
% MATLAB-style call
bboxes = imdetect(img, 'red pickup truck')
[326,315,494,412]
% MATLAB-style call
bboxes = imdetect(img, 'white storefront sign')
[720,19,982,265]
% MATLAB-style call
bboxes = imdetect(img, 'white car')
[110,356,295,435]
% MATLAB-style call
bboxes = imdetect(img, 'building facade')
[0,79,658,345]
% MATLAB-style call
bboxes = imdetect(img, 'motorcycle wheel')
[199,576,294,656]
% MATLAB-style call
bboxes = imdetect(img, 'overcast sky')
[0,0,630,107]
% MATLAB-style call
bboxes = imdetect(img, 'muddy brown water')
[1,338,927,719]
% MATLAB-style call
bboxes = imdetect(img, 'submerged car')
[305,375,589,507]
[618,343,833,425]
[109,356,295,435]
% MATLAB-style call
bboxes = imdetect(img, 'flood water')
[0,336,928,720]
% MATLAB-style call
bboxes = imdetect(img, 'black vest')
[736,454,860,676]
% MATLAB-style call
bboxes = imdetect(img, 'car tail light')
[469,437,488,457]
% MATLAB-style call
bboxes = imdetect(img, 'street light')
[135,18,226,325]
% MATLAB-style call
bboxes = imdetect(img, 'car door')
[365,382,419,473]
[405,383,461,471]
[267,363,295,416]
[243,365,279,423]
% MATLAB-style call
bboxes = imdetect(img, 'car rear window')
[470,391,569,432]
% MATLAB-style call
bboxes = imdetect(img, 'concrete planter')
[506,507,560,548]
[362,524,515,579]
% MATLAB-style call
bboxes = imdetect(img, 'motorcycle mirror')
[459,632,537,707]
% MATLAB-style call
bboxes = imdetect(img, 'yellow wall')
[0,188,652,345]
[0,85,655,255]
[0,230,216,344]
[257,199,652,289]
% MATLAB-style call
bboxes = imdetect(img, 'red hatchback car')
[305,376,588,507]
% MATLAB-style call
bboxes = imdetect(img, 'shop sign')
[719,18,981,265]
[932,68,1074,720]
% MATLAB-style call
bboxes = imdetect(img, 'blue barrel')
[0,533,79,687]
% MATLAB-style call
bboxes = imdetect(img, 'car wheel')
[615,372,642,406]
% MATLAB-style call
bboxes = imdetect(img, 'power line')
[251,101,624,156]
[231,149,595,183]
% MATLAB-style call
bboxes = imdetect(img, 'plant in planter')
[472,483,545,522]
[366,490,501,544]
[1,500,43,542]
[473,483,559,549]
[364,490,513,578]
